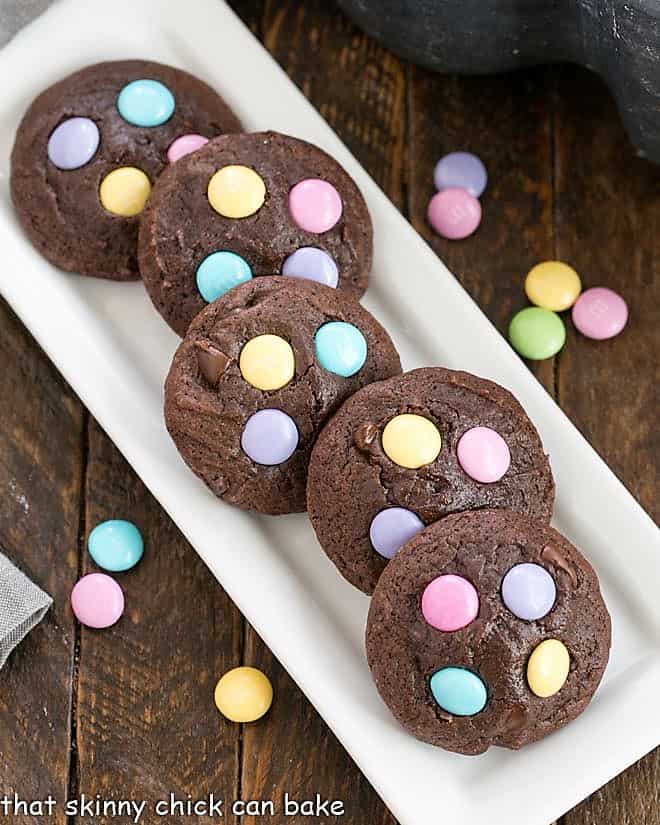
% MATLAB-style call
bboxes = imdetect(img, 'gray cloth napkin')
[0,552,52,667]
[0,0,53,47]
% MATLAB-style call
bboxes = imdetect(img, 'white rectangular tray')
[1,2,659,823]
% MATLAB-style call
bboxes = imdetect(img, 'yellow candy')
[525,261,582,312]
[382,414,441,469]
[99,167,151,217]
[239,334,295,391]
[527,638,570,698]
[207,165,266,218]
[214,666,273,723]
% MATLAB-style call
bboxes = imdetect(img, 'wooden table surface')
[1,2,658,823]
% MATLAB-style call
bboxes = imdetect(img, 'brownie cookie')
[164,277,400,514]
[139,131,373,336]
[366,510,611,754]
[307,367,555,593]
[11,60,240,280]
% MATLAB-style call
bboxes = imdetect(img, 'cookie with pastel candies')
[365,509,611,754]
[164,277,401,514]
[138,131,373,336]
[10,60,240,281]
[307,367,555,594]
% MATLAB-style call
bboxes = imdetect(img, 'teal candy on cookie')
[117,78,175,127]
[314,321,367,377]
[196,251,253,303]
[88,520,144,572]
[430,667,488,717]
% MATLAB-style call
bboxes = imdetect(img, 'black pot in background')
[337,0,660,163]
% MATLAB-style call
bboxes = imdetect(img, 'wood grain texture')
[0,299,83,824]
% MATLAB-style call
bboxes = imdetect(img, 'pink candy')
[289,178,343,233]
[71,573,125,629]
[421,574,479,632]
[167,133,209,163]
[457,426,511,483]
[427,188,482,240]
[572,287,628,340]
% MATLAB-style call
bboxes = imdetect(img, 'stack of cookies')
[11,60,610,756]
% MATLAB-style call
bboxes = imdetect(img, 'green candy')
[509,307,566,360]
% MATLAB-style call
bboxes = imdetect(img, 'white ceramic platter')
[0,2,658,823]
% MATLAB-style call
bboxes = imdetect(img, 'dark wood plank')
[73,420,243,824]
[0,298,84,823]
[554,65,660,825]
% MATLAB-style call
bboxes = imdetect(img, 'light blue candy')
[429,667,488,716]
[117,79,175,127]
[196,251,253,303]
[314,321,367,377]
[88,520,144,573]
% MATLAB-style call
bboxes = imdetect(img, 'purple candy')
[241,409,298,465]
[434,151,487,198]
[281,247,339,288]
[369,507,425,560]
[47,117,100,170]
[501,563,556,621]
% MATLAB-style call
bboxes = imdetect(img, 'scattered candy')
[117,79,175,127]
[427,188,482,240]
[525,261,582,312]
[369,507,424,559]
[508,306,566,360]
[47,117,99,170]
[207,165,266,219]
[421,575,479,632]
[527,638,570,697]
[70,573,125,629]
[289,179,343,234]
[281,247,338,288]
[167,133,209,163]
[501,563,556,621]
[239,335,295,391]
[314,321,367,377]
[214,666,273,723]
[88,520,144,572]
[382,414,441,469]
[457,426,510,483]
[572,287,628,340]
[429,667,487,716]
[241,409,298,465]
[99,166,151,217]
[196,251,252,303]
[434,151,487,198]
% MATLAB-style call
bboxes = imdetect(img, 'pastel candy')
[369,507,424,559]
[525,261,582,312]
[508,306,566,360]
[314,321,367,377]
[382,414,441,469]
[429,667,488,716]
[239,334,295,391]
[501,563,556,621]
[434,151,487,198]
[422,575,479,631]
[208,165,266,218]
[117,79,175,127]
[99,167,151,217]
[47,117,99,170]
[527,639,570,697]
[241,409,298,465]
[282,247,339,288]
[457,426,511,483]
[427,188,482,240]
[289,178,343,233]
[196,251,252,302]
[70,573,124,629]
[572,287,628,340]
[167,133,209,163]
[214,666,273,723]
[88,519,144,572]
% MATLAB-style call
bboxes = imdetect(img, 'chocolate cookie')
[366,510,611,754]
[139,131,373,336]
[307,367,555,593]
[11,60,240,280]
[164,277,400,514]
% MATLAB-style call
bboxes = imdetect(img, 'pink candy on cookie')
[289,178,343,233]
[421,574,479,631]
[457,426,511,483]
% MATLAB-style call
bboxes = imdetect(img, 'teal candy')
[314,321,367,377]
[117,79,175,127]
[429,667,488,716]
[88,520,144,573]
[196,251,253,303]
